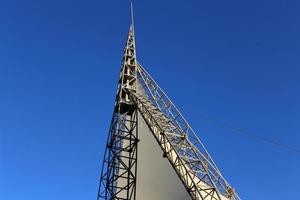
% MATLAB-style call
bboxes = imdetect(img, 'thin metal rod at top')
[130,1,135,32]
[130,0,137,60]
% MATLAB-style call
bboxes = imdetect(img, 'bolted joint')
[163,152,169,158]
[134,138,140,143]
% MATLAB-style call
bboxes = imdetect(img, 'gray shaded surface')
[135,111,191,200]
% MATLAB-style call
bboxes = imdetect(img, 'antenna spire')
[130,1,135,31]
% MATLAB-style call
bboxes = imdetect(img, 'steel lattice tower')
[98,3,240,200]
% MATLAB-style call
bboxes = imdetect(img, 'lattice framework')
[98,4,240,199]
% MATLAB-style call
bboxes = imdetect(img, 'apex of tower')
[98,2,241,200]
[130,1,135,32]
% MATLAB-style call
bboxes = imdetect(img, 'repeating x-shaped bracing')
[98,6,241,198]
[98,25,139,200]
[127,64,241,200]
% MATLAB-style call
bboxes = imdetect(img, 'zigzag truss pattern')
[98,8,240,199]
[130,64,240,200]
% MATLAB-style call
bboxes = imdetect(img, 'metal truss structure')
[131,65,240,200]
[98,3,240,200]
[98,19,139,200]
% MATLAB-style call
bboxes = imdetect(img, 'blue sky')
[0,0,299,199]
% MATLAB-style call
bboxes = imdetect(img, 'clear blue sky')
[0,0,299,199]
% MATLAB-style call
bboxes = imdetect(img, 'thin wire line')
[197,115,300,153]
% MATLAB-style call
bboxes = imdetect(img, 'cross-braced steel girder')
[98,106,138,200]
[98,3,240,200]
[98,21,139,200]
[130,64,241,200]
